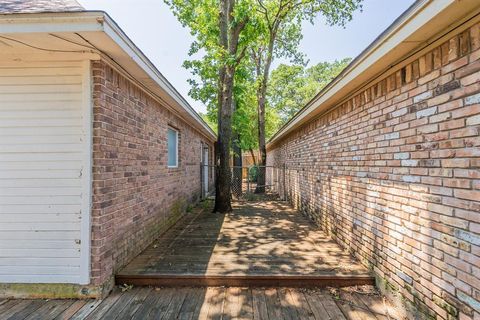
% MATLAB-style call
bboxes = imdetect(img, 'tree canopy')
[165,0,362,207]
[268,58,351,125]
[166,0,360,138]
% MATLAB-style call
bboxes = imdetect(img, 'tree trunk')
[213,0,233,213]
[214,63,235,212]
[249,148,257,166]
[255,93,267,193]
[214,0,247,212]
[255,35,274,194]
[232,131,242,198]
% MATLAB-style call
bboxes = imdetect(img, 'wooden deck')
[0,286,404,319]
[117,200,374,287]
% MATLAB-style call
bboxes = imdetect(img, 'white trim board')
[79,60,92,284]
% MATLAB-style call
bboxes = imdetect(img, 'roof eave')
[0,11,217,142]
[100,13,217,141]
[267,0,480,149]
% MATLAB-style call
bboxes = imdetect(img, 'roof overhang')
[0,11,217,142]
[267,0,480,149]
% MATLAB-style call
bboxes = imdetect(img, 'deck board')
[1,286,403,319]
[117,200,373,287]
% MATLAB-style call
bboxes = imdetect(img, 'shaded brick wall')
[90,60,214,286]
[267,23,480,320]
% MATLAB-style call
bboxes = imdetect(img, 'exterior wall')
[0,60,91,286]
[90,60,214,287]
[268,22,480,320]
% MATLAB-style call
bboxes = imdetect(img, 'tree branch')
[235,45,248,66]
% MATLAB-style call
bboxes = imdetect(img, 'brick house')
[0,1,215,298]
[267,1,480,319]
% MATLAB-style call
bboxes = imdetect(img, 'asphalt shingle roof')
[0,0,84,14]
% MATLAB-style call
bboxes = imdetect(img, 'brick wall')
[90,60,214,287]
[267,22,480,320]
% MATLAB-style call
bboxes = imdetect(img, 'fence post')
[200,162,204,200]
[247,166,250,194]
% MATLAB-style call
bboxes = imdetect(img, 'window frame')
[167,127,179,168]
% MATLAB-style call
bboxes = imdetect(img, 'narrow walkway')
[117,200,373,287]
[0,286,403,319]
[0,201,400,320]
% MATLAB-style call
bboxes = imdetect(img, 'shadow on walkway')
[117,199,373,287]
[0,285,405,319]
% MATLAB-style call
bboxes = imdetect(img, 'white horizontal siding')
[0,231,79,240]
[0,61,91,284]
[0,110,83,120]
[0,162,83,170]
[0,239,80,248]
[0,169,81,179]
[0,187,81,195]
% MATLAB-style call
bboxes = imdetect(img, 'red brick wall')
[268,23,480,320]
[90,60,214,287]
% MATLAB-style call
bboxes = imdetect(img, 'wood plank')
[158,288,188,319]
[264,288,283,320]
[252,288,269,320]
[59,299,102,320]
[129,254,363,264]
[24,300,73,320]
[186,289,207,320]
[0,300,21,314]
[116,287,152,320]
[348,293,382,320]
[101,288,140,320]
[223,287,253,320]
[1,300,35,319]
[130,289,164,320]
[7,300,45,320]
[142,288,176,320]
[286,289,316,320]
[84,290,123,320]
[238,288,254,319]
[197,287,225,320]
[220,287,238,320]
[115,274,374,288]
[355,292,402,320]
[54,300,87,320]
[278,288,299,320]
[304,290,332,320]
[317,292,347,320]
[118,267,369,277]
[334,291,376,320]
[44,301,76,319]
[176,288,204,320]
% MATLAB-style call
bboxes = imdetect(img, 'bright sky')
[77,0,415,113]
